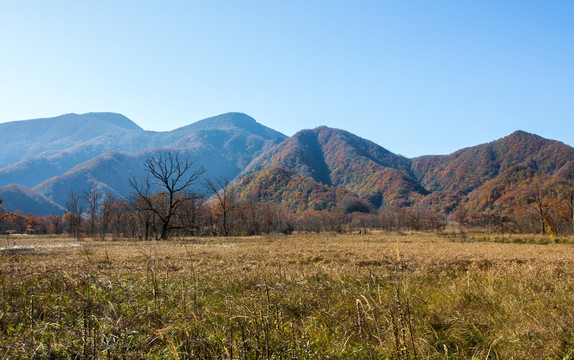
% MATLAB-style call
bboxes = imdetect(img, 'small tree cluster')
[0,210,64,235]
[379,207,446,232]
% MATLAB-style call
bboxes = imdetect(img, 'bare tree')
[175,191,206,236]
[205,177,233,236]
[99,193,117,240]
[130,151,205,240]
[487,208,508,236]
[65,190,84,239]
[85,185,101,237]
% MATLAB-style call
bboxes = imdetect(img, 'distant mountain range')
[0,112,572,216]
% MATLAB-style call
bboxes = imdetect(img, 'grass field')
[1,231,573,359]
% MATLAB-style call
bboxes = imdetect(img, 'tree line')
[1,151,573,238]
[0,196,447,239]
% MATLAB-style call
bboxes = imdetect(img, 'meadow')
[1,231,573,359]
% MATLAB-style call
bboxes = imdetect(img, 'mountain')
[0,112,143,168]
[240,126,428,207]
[228,128,574,215]
[32,114,286,208]
[232,167,366,212]
[462,165,568,214]
[0,112,151,188]
[0,112,286,189]
[33,152,145,207]
[409,130,574,213]
[0,184,65,216]
[0,144,122,188]
[163,112,285,170]
[411,131,574,195]
[1,111,573,217]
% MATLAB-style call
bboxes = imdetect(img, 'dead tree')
[65,190,84,239]
[205,177,233,236]
[130,151,205,240]
[85,185,101,237]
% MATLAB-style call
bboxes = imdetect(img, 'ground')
[1,231,573,359]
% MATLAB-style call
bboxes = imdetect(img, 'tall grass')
[0,232,573,358]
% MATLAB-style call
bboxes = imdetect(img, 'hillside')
[0,113,143,168]
[462,165,567,213]
[407,130,574,214]
[1,111,573,216]
[33,152,145,207]
[0,112,286,189]
[0,144,122,188]
[0,112,286,213]
[230,128,574,215]
[0,184,65,216]
[411,131,574,195]
[232,167,365,212]
[241,127,428,207]
[33,114,287,208]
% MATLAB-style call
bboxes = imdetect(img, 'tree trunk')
[161,222,169,240]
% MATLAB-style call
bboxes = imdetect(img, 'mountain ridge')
[241,126,428,207]
[0,112,572,216]
[0,112,287,189]
[28,114,287,208]
[0,184,65,216]
[411,129,574,195]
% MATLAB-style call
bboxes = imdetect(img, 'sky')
[0,1,572,157]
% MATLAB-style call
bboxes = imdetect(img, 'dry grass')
[1,231,574,359]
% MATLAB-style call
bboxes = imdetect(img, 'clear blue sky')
[1,1,572,157]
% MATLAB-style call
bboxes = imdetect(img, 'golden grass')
[1,232,573,359]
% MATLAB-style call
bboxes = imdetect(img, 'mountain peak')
[290,126,344,140]
[510,130,531,136]
[3,112,142,131]
[187,112,257,129]
[497,130,549,149]
[82,112,143,131]
[174,112,286,140]
[506,130,540,140]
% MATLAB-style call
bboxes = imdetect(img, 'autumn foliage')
[2,129,573,238]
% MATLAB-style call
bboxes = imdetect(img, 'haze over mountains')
[0,112,572,216]
[0,112,286,215]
